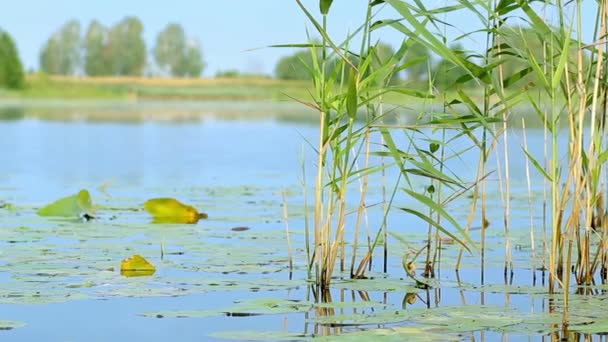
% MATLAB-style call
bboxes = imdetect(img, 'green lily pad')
[209,330,308,341]
[314,300,389,309]
[470,284,550,295]
[571,319,608,334]
[140,298,312,320]
[224,298,312,315]
[331,277,422,293]
[0,320,26,330]
[38,189,94,217]
[310,310,415,326]
[315,326,458,341]
[140,310,219,318]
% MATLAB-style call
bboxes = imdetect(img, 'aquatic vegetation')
[3,0,608,339]
[120,254,156,277]
[144,197,208,224]
[0,320,25,330]
[37,189,95,218]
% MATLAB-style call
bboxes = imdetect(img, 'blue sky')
[0,1,597,77]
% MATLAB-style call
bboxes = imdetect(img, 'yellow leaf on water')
[144,198,208,224]
[120,254,155,277]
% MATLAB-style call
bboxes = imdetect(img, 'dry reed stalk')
[522,118,537,276]
[495,38,514,276]
[314,110,326,286]
[281,190,294,276]
[300,145,312,273]
[350,130,371,278]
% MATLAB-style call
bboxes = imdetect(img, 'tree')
[403,41,430,81]
[275,49,318,80]
[0,30,25,89]
[492,26,582,88]
[363,42,400,84]
[153,23,204,77]
[39,20,81,75]
[432,44,470,90]
[275,42,400,84]
[84,20,110,76]
[179,42,204,77]
[106,17,146,76]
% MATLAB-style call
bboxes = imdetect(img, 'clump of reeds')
[290,1,608,317]
[289,0,477,292]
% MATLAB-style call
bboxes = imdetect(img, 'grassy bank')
[0,74,314,101]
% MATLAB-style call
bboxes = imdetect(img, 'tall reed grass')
[290,0,608,315]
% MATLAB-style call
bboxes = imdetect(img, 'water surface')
[0,103,604,341]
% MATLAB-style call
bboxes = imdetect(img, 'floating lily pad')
[209,330,308,341]
[571,319,608,334]
[140,310,218,318]
[468,284,550,295]
[139,298,312,320]
[223,298,312,315]
[310,310,415,326]
[38,189,94,217]
[0,320,26,330]
[315,326,458,341]
[331,277,422,293]
[120,255,156,277]
[144,198,207,224]
[314,300,388,309]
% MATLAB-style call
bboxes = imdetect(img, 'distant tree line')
[0,22,584,90]
[273,41,455,88]
[272,28,578,91]
[40,18,205,77]
[0,29,25,89]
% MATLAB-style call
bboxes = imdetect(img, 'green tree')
[493,26,581,88]
[403,41,430,81]
[107,17,146,76]
[432,44,470,90]
[275,50,318,80]
[179,43,204,77]
[84,20,110,76]
[364,42,400,84]
[39,20,81,75]
[153,23,205,77]
[274,43,400,83]
[0,30,25,89]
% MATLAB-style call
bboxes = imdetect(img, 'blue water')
[0,114,598,341]
[0,118,316,203]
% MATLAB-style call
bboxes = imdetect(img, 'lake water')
[0,102,605,341]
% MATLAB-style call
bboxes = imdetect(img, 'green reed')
[290,1,608,313]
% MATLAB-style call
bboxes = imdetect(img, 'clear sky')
[0,1,597,77]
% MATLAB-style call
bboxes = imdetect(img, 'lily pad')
[38,189,94,218]
[315,326,458,341]
[331,277,422,293]
[571,319,608,334]
[120,255,156,277]
[144,198,207,224]
[470,284,550,295]
[139,298,312,320]
[0,320,26,330]
[310,310,415,326]
[140,310,218,318]
[209,330,308,341]
[223,298,312,315]
[314,300,389,309]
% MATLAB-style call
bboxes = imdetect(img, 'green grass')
[0,74,460,106]
[1,74,314,101]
